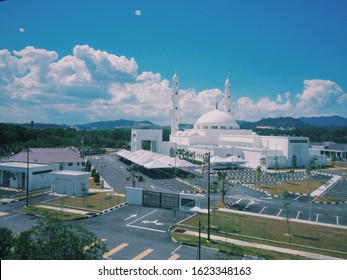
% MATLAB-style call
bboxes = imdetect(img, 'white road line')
[316,213,321,223]
[335,216,340,226]
[277,209,283,217]
[294,195,301,201]
[242,204,250,211]
[259,207,266,214]
[127,209,158,226]
[296,211,301,219]
[171,245,182,255]
[4,214,20,220]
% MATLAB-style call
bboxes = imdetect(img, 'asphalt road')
[92,155,347,227]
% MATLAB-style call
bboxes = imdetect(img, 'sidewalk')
[311,174,342,197]
[183,230,342,260]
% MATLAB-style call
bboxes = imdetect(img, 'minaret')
[170,73,180,134]
[224,77,232,114]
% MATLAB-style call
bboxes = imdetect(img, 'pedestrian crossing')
[103,242,181,260]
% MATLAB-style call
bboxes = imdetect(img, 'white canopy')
[116,149,196,169]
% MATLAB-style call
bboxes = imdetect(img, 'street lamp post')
[26,147,29,207]
[204,151,211,241]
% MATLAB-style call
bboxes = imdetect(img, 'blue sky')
[1,0,347,125]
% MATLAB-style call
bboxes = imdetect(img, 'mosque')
[128,74,323,170]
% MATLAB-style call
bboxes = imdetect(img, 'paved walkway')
[183,230,342,260]
[311,174,342,196]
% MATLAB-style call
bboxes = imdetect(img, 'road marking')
[124,214,138,221]
[4,213,21,219]
[126,209,166,233]
[0,212,9,217]
[142,219,163,226]
[84,238,106,251]
[132,248,154,260]
[294,195,301,201]
[315,213,321,223]
[334,216,340,226]
[127,209,158,226]
[171,245,182,255]
[277,209,283,217]
[259,207,266,214]
[103,243,128,258]
[168,253,180,260]
[296,211,301,219]
[242,204,251,211]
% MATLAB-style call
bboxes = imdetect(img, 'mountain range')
[12,115,347,130]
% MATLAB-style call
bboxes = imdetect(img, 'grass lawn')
[254,180,325,196]
[172,211,347,260]
[44,192,125,212]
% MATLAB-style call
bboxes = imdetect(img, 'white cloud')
[1,45,346,124]
[135,10,142,16]
[295,80,347,116]
[19,28,25,33]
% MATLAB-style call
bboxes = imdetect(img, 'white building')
[130,74,315,170]
[7,148,84,171]
[0,162,59,191]
[51,170,90,196]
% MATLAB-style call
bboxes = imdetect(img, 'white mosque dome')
[194,109,239,130]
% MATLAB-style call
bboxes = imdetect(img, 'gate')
[143,190,179,209]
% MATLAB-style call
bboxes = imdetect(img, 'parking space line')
[103,243,128,258]
[242,204,251,211]
[294,195,301,201]
[259,207,266,214]
[132,248,154,260]
[277,209,283,216]
[315,214,321,223]
[296,211,301,219]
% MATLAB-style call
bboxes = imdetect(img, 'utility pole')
[26,147,29,207]
[205,151,211,241]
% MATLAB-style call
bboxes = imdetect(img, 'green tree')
[0,227,14,259]
[10,215,107,260]
[126,164,141,188]
[93,172,100,184]
[255,165,262,185]
[216,171,233,204]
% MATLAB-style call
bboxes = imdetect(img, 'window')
[68,163,73,166]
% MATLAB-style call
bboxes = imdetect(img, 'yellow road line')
[168,253,180,260]
[132,248,154,260]
[0,212,8,217]
[103,243,128,258]
[84,238,106,251]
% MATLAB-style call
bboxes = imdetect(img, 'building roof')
[194,109,239,129]
[51,170,90,176]
[8,148,83,164]
[116,149,196,169]
[0,162,53,169]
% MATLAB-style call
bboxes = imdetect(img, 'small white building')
[51,170,90,196]
[7,148,85,171]
[0,162,59,191]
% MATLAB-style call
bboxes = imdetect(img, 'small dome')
[194,109,239,130]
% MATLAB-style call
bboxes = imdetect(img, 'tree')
[282,191,292,243]
[93,171,100,184]
[10,215,107,260]
[255,165,262,185]
[0,227,13,259]
[126,164,141,188]
[216,171,233,204]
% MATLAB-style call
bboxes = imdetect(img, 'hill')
[299,115,347,127]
